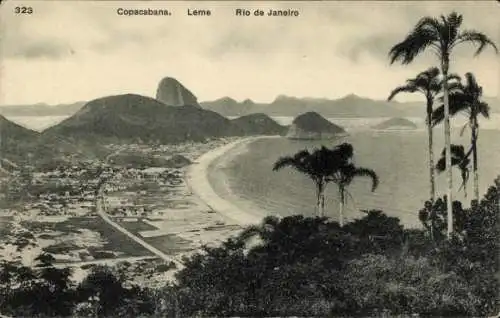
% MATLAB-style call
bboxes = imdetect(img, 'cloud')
[0,1,497,105]
[3,38,74,59]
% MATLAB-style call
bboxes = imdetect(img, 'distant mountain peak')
[274,95,299,102]
[215,96,237,103]
[341,93,361,100]
[156,77,200,107]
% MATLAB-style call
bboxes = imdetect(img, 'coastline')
[186,136,277,227]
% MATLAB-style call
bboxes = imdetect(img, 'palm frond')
[464,72,479,91]
[272,156,297,171]
[435,157,446,173]
[351,167,380,192]
[431,105,445,127]
[459,123,469,137]
[440,12,463,45]
[421,66,440,80]
[331,143,354,162]
[432,91,473,126]
[455,30,499,56]
[389,25,440,64]
[478,101,490,119]
[446,80,463,94]
[387,84,418,101]
[273,149,311,172]
[436,144,472,174]
[445,73,462,85]
[448,92,472,115]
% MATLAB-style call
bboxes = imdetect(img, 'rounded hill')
[231,113,287,136]
[372,117,418,130]
[43,94,240,144]
[286,112,345,139]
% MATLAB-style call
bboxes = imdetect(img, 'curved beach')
[186,137,272,226]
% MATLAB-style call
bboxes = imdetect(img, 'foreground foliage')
[0,178,498,317]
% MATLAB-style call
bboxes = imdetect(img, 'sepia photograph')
[0,0,499,317]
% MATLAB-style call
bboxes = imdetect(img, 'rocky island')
[286,112,345,140]
[372,117,418,130]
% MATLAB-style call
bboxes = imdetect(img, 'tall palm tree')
[388,67,460,203]
[432,72,490,201]
[327,162,379,227]
[388,11,498,238]
[272,143,355,217]
[272,148,329,217]
[435,144,471,197]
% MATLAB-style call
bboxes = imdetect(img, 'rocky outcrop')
[286,112,345,139]
[372,117,417,130]
[155,77,200,107]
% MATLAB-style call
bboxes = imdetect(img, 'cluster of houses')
[2,139,222,218]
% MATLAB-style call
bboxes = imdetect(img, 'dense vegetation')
[0,177,497,317]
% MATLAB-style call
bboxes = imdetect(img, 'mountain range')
[1,95,498,118]
[201,95,500,118]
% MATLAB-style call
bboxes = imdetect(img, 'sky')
[0,0,498,105]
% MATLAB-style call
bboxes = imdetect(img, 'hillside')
[286,112,345,140]
[43,94,241,144]
[231,113,287,136]
[0,115,40,163]
[373,117,418,130]
[0,115,39,141]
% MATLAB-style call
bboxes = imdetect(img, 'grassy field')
[21,217,153,259]
[143,234,194,256]
[114,218,158,235]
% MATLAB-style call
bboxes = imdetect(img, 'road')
[52,255,158,269]
[95,189,185,270]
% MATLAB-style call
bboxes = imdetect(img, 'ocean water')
[208,127,500,228]
[5,114,500,227]
[5,115,68,132]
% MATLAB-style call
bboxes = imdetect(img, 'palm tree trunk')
[321,192,326,217]
[316,181,324,217]
[316,184,322,217]
[472,123,479,201]
[426,104,435,241]
[442,58,454,238]
[426,104,436,204]
[339,187,345,227]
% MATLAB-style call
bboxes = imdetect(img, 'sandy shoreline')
[186,136,277,227]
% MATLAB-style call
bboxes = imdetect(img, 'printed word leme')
[187,9,212,16]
